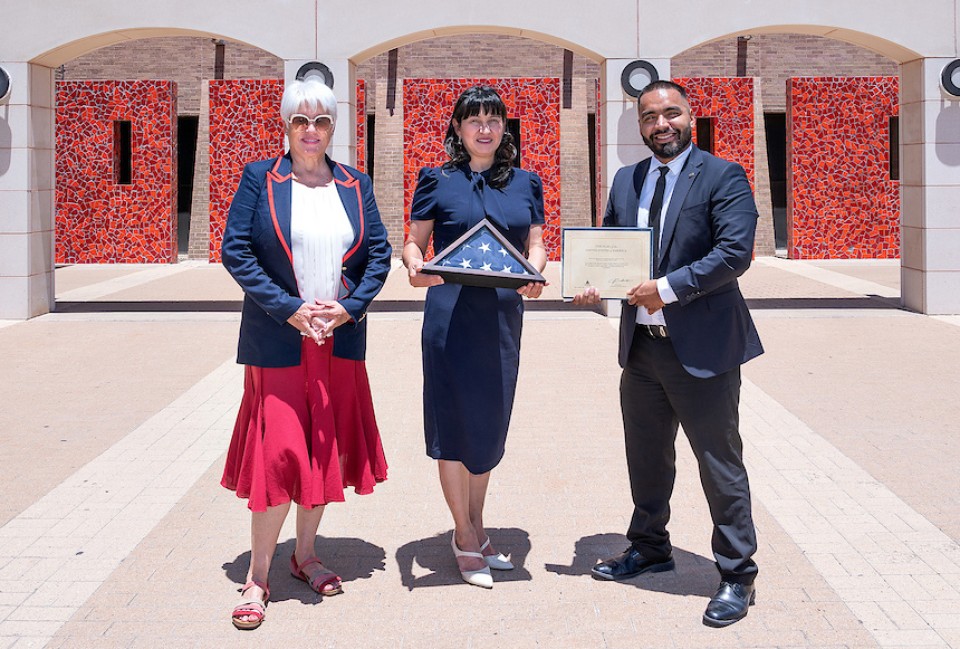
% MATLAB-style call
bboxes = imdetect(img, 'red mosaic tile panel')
[403,79,562,260]
[208,79,285,262]
[674,77,756,189]
[356,79,366,174]
[56,81,178,263]
[787,77,900,259]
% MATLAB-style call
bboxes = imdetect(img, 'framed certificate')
[561,227,653,299]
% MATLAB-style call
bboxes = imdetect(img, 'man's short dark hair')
[638,80,689,102]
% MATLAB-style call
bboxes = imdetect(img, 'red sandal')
[290,554,343,596]
[232,580,269,630]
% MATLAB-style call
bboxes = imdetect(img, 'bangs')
[453,86,508,121]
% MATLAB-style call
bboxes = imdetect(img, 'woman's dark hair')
[443,85,517,188]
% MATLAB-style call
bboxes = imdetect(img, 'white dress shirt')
[290,180,355,304]
[635,145,692,327]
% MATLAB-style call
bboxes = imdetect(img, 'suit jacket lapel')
[658,145,702,273]
[266,155,294,266]
[627,158,651,227]
[331,157,364,262]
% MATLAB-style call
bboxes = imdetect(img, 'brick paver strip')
[0,359,241,646]
[742,378,960,647]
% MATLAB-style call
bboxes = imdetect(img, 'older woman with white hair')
[220,78,391,630]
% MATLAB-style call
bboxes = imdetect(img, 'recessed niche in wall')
[114,120,132,185]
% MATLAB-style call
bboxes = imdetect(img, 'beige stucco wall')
[5,0,947,66]
[3,0,960,316]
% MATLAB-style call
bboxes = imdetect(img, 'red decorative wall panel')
[403,79,562,260]
[208,79,285,262]
[788,77,900,259]
[356,79,366,174]
[674,77,755,189]
[56,81,178,263]
[207,79,370,261]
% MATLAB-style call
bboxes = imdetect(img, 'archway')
[673,33,901,259]
[2,4,956,316]
[352,32,603,260]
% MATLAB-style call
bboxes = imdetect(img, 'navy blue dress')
[410,164,545,474]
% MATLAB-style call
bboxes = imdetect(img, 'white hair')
[280,78,338,125]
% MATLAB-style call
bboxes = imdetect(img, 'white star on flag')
[502,264,513,273]
[498,247,508,256]
[481,262,492,271]
[459,259,472,268]
[479,242,491,253]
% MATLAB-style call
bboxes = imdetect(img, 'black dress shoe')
[591,547,675,581]
[702,581,755,627]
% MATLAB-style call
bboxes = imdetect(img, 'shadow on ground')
[545,532,717,598]
[223,536,387,604]
[396,527,532,591]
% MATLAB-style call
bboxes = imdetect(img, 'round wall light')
[295,62,334,89]
[620,60,660,98]
[0,67,11,105]
[942,59,960,99]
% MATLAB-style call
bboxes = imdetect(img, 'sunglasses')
[287,114,334,131]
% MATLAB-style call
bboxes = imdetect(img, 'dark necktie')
[648,165,669,273]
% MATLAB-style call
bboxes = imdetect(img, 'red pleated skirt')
[221,338,388,512]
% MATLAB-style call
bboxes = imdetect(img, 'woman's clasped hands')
[286,300,351,345]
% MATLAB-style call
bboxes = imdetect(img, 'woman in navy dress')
[402,85,547,588]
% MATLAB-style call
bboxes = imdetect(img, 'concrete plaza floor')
[1,257,959,648]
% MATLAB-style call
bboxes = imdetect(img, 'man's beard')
[643,124,692,159]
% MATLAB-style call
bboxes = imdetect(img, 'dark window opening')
[177,116,199,255]
[695,117,715,155]
[889,116,900,181]
[366,114,376,179]
[114,120,132,185]
[587,112,597,225]
[507,118,522,167]
[214,40,225,80]
[763,112,788,250]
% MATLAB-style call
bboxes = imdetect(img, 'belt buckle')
[644,324,667,338]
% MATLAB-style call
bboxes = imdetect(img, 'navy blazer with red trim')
[222,154,392,367]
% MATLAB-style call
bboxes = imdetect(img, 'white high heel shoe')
[451,534,493,589]
[480,537,514,570]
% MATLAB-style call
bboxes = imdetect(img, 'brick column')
[560,78,592,229]
[373,79,405,257]
[188,80,211,260]
[752,79,776,256]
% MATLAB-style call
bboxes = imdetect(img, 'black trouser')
[620,326,758,584]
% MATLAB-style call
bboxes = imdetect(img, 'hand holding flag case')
[421,218,546,289]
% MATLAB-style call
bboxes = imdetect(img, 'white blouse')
[290,180,355,304]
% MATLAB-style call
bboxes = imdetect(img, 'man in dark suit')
[574,80,763,627]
